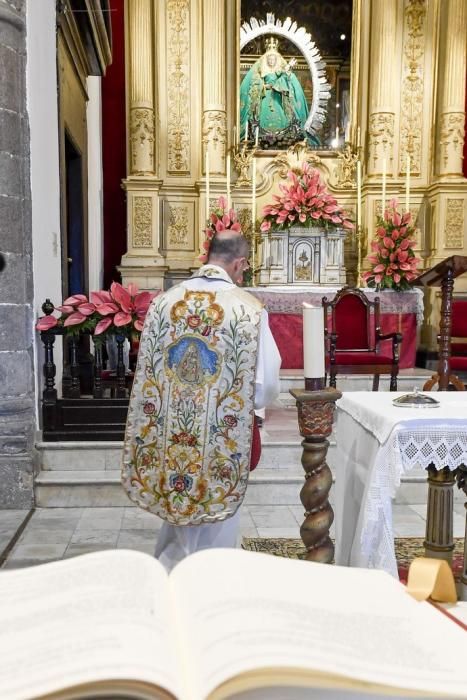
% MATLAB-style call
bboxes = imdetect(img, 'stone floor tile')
[249,505,297,528]
[8,543,68,560]
[70,529,119,546]
[64,544,117,558]
[116,542,155,555]
[34,507,84,519]
[2,559,57,569]
[17,528,76,545]
[257,527,302,538]
[117,529,158,547]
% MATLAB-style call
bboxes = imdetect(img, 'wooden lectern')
[413,255,467,391]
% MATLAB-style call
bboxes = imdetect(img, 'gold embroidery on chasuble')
[122,279,262,525]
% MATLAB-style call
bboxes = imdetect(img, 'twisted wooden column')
[290,386,341,563]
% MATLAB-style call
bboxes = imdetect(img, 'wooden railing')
[39,300,136,442]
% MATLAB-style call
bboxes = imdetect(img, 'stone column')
[436,0,466,177]
[0,0,35,507]
[367,0,398,176]
[202,0,227,176]
[128,0,155,175]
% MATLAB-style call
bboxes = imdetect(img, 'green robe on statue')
[240,48,319,146]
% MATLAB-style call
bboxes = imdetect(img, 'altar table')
[333,392,467,579]
[246,286,424,370]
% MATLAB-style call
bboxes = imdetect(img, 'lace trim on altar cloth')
[245,286,424,323]
[359,425,467,578]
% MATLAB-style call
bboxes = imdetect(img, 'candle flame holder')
[233,142,257,188]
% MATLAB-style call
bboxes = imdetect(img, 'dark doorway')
[65,133,86,296]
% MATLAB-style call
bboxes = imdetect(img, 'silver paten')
[392,387,440,408]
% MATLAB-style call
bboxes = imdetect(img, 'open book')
[0,548,466,700]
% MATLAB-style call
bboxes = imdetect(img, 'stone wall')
[0,0,35,507]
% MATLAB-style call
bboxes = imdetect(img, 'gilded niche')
[133,197,153,248]
[166,0,190,173]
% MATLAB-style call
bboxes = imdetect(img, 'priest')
[122,230,281,570]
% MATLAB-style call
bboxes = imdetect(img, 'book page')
[169,548,467,700]
[0,550,181,700]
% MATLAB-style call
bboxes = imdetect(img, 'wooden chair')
[322,287,402,391]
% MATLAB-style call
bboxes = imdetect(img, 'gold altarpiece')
[119,0,467,350]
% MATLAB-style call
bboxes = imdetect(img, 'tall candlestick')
[356,160,362,228]
[251,157,256,278]
[205,150,210,222]
[302,303,325,380]
[226,155,231,210]
[335,126,339,145]
[255,127,259,147]
[244,120,249,142]
[381,157,387,215]
[233,126,237,149]
[405,154,410,213]
[357,126,361,148]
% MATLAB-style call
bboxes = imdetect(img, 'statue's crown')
[265,36,279,52]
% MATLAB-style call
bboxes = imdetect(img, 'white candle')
[255,127,259,147]
[244,120,249,142]
[226,155,231,210]
[381,157,387,215]
[405,154,410,213]
[335,126,339,143]
[205,150,210,222]
[302,303,325,379]
[345,122,350,143]
[233,126,237,149]
[357,160,362,228]
[251,157,256,276]
[357,126,361,148]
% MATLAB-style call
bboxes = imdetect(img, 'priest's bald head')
[208,231,250,285]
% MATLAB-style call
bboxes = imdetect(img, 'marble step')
[34,462,452,508]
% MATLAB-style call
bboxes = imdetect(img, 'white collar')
[193,264,234,284]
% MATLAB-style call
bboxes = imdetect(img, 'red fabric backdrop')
[102,0,126,288]
[269,312,417,370]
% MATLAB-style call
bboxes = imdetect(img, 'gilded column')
[128,0,155,175]
[202,0,227,175]
[437,0,466,177]
[367,0,398,176]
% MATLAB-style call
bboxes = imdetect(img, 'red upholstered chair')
[322,287,402,391]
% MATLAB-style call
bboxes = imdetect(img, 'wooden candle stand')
[290,379,341,564]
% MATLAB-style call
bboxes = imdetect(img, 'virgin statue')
[240,37,320,147]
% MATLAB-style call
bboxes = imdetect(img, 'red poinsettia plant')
[362,199,421,292]
[260,161,354,233]
[36,282,159,336]
[199,195,242,264]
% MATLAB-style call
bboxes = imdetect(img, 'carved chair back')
[323,287,381,352]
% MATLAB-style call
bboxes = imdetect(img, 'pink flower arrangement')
[362,199,421,292]
[199,195,242,263]
[36,282,159,336]
[260,162,354,233]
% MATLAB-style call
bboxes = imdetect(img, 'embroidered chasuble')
[122,266,263,525]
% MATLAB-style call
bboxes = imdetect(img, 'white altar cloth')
[334,392,467,578]
[244,286,424,323]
